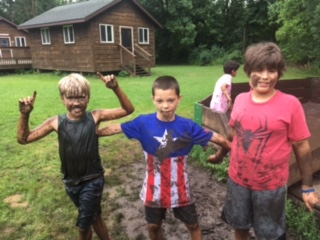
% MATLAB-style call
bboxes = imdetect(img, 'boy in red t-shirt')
[221,42,319,240]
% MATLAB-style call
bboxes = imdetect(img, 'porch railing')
[0,46,32,69]
[118,43,152,76]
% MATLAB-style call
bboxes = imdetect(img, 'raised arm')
[292,139,319,211]
[17,91,57,144]
[93,73,134,123]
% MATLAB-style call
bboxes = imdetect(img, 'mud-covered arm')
[94,73,134,122]
[207,128,233,164]
[97,123,123,137]
[206,131,232,164]
[292,139,319,211]
[17,91,56,144]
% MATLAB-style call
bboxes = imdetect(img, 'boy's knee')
[78,226,92,239]
[185,223,200,231]
[148,223,162,232]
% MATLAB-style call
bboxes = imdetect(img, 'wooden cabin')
[18,0,162,76]
[0,17,31,70]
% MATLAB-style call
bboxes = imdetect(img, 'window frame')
[40,28,51,45]
[15,36,27,47]
[63,25,75,44]
[138,27,149,44]
[99,24,114,43]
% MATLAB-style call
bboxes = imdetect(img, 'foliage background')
[1,0,320,70]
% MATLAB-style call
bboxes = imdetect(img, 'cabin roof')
[0,16,28,33]
[18,0,162,29]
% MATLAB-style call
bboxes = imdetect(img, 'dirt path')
[102,158,295,240]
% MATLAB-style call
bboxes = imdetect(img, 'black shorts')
[145,203,199,225]
[65,175,104,229]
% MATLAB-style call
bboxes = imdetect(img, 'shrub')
[286,199,320,240]
[189,145,229,182]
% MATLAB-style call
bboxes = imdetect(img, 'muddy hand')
[19,91,37,114]
[207,153,224,164]
[97,72,118,89]
[302,191,319,211]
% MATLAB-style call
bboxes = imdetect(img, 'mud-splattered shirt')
[229,90,310,190]
[121,113,213,208]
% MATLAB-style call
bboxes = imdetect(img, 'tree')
[275,0,320,66]
[138,0,197,62]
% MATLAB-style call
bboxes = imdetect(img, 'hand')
[207,147,228,164]
[19,91,37,114]
[207,153,224,164]
[97,72,119,89]
[302,191,319,211]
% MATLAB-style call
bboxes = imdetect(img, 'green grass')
[0,65,317,239]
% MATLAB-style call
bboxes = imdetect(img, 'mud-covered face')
[153,88,181,122]
[62,94,89,120]
[250,68,279,95]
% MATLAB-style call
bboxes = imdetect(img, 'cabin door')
[120,27,133,51]
[0,37,12,58]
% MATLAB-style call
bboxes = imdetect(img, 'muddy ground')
[101,157,298,240]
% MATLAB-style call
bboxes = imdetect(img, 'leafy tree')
[276,0,320,67]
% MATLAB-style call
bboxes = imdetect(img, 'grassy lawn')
[0,65,316,239]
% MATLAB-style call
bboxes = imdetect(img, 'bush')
[286,199,320,239]
[189,145,229,182]
[118,70,129,77]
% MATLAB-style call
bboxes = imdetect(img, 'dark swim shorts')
[65,175,104,229]
[145,203,199,225]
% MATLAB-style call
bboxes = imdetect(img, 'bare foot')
[207,154,224,164]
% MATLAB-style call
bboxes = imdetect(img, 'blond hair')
[58,73,91,97]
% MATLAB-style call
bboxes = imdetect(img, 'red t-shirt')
[229,90,310,190]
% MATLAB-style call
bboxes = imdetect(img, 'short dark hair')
[243,42,286,78]
[223,60,240,74]
[152,76,180,96]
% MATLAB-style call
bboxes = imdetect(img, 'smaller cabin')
[18,0,162,76]
[0,16,31,70]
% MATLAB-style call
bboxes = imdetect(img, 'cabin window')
[99,24,114,43]
[15,37,26,47]
[63,25,75,44]
[138,28,149,44]
[41,28,51,45]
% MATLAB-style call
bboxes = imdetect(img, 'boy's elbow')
[17,138,27,145]
[124,106,134,115]
[128,106,134,115]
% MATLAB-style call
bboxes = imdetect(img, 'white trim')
[15,36,27,47]
[63,25,75,44]
[41,28,51,45]
[138,27,149,44]
[99,24,114,43]
[119,26,134,51]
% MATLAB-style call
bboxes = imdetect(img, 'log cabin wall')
[0,19,29,47]
[28,22,94,72]
[91,1,157,73]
